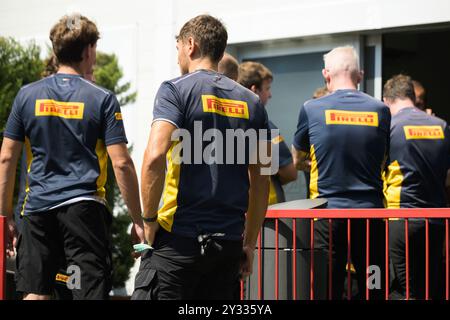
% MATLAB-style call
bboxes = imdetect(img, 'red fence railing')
[2,210,450,300]
[241,208,450,301]
[0,216,6,300]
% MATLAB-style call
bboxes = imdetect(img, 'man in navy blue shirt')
[292,46,391,299]
[135,15,270,300]
[0,14,144,300]
[238,61,297,205]
[383,74,449,299]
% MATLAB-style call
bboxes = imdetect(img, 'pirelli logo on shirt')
[115,112,123,120]
[35,99,84,119]
[202,95,249,119]
[403,125,444,140]
[325,110,379,127]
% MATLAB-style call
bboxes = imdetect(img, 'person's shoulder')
[165,70,204,88]
[18,76,53,96]
[234,82,260,103]
[358,91,388,111]
[302,94,331,113]
[425,112,447,126]
[78,77,114,98]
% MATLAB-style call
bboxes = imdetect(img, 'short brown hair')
[237,61,273,90]
[50,14,99,64]
[218,52,239,81]
[176,15,227,64]
[41,55,59,78]
[383,74,416,103]
[312,86,329,99]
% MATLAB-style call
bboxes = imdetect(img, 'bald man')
[218,52,239,81]
[292,46,391,300]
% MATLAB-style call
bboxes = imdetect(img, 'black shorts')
[132,228,243,300]
[15,201,112,299]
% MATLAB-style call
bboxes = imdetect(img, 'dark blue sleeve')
[293,104,310,152]
[102,93,128,146]
[446,125,450,170]
[4,93,25,142]
[260,105,270,140]
[152,82,184,128]
[382,106,392,167]
[277,138,292,168]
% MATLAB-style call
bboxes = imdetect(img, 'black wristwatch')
[141,213,158,223]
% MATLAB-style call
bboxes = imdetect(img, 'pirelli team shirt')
[268,120,292,205]
[293,89,391,209]
[4,74,127,214]
[153,70,269,240]
[384,107,450,209]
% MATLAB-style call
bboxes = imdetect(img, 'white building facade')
[1,0,450,295]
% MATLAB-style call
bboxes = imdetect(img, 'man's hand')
[130,222,145,259]
[240,245,255,279]
[6,217,17,257]
[291,146,311,172]
[143,220,160,247]
[131,222,145,244]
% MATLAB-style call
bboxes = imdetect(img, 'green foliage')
[0,38,44,206]
[94,52,137,289]
[94,52,137,106]
[0,37,44,135]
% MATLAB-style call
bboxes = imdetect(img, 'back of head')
[237,61,273,90]
[323,46,360,83]
[412,80,426,110]
[42,55,59,78]
[176,14,227,64]
[383,74,416,104]
[50,14,99,65]
[312,86,329,99]
[218,52,239,81]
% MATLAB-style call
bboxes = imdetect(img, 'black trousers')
[389,220,445,300]
[314,219,386,300]
[16,201,112,300]
[132,228,243,300]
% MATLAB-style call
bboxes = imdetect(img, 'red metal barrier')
[243,208,450,301]
[0,216,6,300]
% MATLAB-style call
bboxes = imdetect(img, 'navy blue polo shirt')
[4,73,127,214]
[293,89,391,209]
[152,70,269,240]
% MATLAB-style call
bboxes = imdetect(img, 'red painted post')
[328,219,333,300]
[446,219,449,301]
[347,219,351,300]
[310,219,314,300]
[240,280,244,300]
[258,231,262,300]
[425,218,429,300]
[0,216,6,300]
[385,220,390,300]
[275,219,279,300]
[366,219,370,300]
[292,219,297,300]
[405,219,410,300]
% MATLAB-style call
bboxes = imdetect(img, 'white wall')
[1,0,449,295]
[2,0,449,172]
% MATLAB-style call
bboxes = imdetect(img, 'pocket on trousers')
[131,268,158,300]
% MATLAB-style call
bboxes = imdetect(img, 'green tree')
[0,37,44,138]
[0,38,44,205]
[94,52,137,289]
